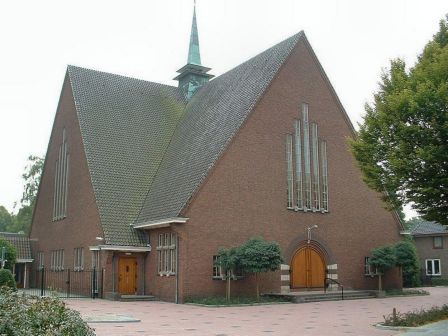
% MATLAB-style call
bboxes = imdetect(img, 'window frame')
[364,257,378,276]
[73,247,84,272]
[426,259,441,276]
[433,236,443,249]
[157,232,177,276]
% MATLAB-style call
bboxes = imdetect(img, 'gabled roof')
[0,232,32,261]
[65,32,303,245]
[68,66,186,246]
[411,221,448,236]
[136,32,303,223]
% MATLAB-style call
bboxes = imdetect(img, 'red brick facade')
[31,36,403,302]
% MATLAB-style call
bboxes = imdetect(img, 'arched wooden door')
[291,246,325,289]
[118,257,137,294]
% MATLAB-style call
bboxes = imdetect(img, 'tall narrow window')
[53,129,69,221]
[294,119,303,209]
[286,134,294,208]
[302,104,312,210]
[74,247,84,271]
[311,123,321,211]
[321,140,329,212]
[157,232,177,275]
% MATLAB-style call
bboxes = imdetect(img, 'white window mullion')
[311,123,320,211]
[294,119,303,209]
[64,153,70,217]
[286,134,294,208]
[321,140,329,212]
[302,104,312,210]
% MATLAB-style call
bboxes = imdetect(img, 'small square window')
[434,236,443,249]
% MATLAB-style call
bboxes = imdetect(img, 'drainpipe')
[175,235,179,304]
[112,252,115,292]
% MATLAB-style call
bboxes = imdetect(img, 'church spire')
[187,3,201,65]
[174,1,214,100]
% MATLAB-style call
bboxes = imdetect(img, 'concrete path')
[399,320,448,336]
[66,287,448,336]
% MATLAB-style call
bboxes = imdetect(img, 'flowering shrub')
[0,288,95,335]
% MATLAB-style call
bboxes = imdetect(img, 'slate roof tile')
[68,66,186,246]
[136,32,303,223]
[411,221,448,235]
[66,32,302,245]
[0,232,32,260]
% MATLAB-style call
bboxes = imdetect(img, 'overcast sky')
[0,0,447,215]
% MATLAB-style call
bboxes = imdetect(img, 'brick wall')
[177,36,402,300]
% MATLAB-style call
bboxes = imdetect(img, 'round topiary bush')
[0,268,16,290]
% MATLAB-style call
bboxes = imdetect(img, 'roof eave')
[133,217,189,230]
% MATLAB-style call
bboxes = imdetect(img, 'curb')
[374,323,428,332]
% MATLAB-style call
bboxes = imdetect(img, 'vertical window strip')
[294,119,303,209]
[53,162,58,220]
[311,123,321,211]
[302,104,312,210]
[57,145,63,219]
[63,153,70,217]
[53,129,69,221]
[286,134,294,208]
[321,140,329,212]
[61,139,66,218]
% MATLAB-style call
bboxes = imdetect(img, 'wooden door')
[291,247,325,289]
[118,257,137,294]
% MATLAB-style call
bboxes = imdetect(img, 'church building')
[30,5,404,302]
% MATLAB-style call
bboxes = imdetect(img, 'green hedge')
[0,269,16,290]
[0,288,94,335]
[431,278,448,286]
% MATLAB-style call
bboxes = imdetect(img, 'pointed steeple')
[174,1,213,100]
[187,4,201,66]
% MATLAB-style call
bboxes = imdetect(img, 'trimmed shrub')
[0,268,16,290]
[0,287,95,335]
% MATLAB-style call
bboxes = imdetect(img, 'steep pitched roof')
[67,66,186,245]
[0,232,32,261]
[136,32,303,223]
[411,221,448,236]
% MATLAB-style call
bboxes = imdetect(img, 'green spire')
[187,3,201,65]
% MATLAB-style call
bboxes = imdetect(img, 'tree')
[0,206,13,232]
[394,239,420,287]
[350,16,448,225]
[0,239,17,271]
[368,245,396,291]
[216,246,240,301]
[5,155,44,234]
[238,237,283,300]
[21,155,44,207]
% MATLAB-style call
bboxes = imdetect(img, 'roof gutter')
[16,258,34,263]
[132,217,189,230]
[89,245,151,252]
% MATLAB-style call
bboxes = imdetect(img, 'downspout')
[175,234,179,304]
[112,253,115,292]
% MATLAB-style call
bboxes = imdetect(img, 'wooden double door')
[118,257,138,294]
[291,246,326,289]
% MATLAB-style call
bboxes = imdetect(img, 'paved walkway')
[66,287,448,336]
